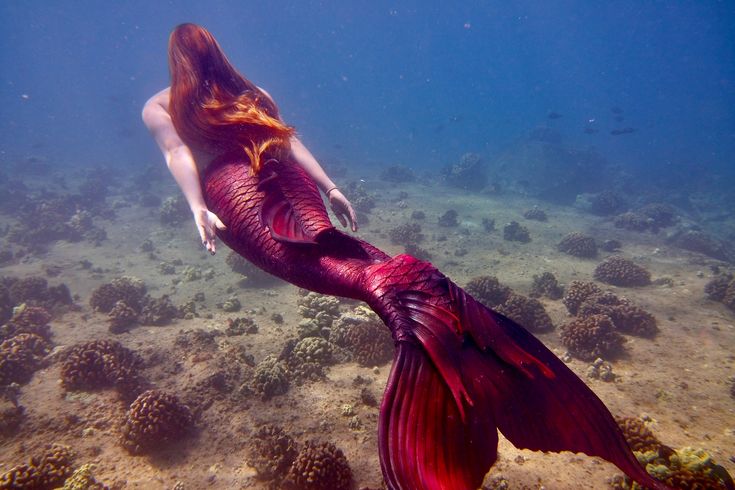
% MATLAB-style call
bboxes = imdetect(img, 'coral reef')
[60,340,145,399]
[343,181,376,214]
[562,280,603,315]
[704,274,735,312]
[404,242,432,261]
[247,425,299,482]
[297,292,341,334]
[139,295,180,326]
[0,333,51,385]
[438,209,459,227]
[558,232,597,258]
[559,314,625,361]
[496,293,554,333]
[288,337,334,381]
[58,463,107,490]
[225,317,258,336]
[589,190,624,216]
[669,230,735,263]
[0,304,52,342]
[441,153,487,191]
[3,276,73,310]
[616,417,665,454]
[89,276,146,314]
[388,222,424,246]
[578,293,658,337]
[594,256,651,287]
[704,274,732,302]
[502,221,530,243]
[0,385,24,436]
[379,164,416,183]
[612,447,733,490]
[529,272,564,300]
[465,275,511,308]
[614,212,654,233]
[121,389,194,455]
[159,195,190,226]
[601,239,623,252]
[252,355,289,400]
[107,300,138,334]
[523,206,548,221]
[286,441,353,490]
[639,203,676,228]
[0,444,75,489]
[331,306,393,367]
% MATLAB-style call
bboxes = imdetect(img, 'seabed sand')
[0,169,733,489]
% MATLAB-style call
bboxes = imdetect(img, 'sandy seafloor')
[0,161,733,490]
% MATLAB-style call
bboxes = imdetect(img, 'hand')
[193,208,226,254]
[328,189,358,232]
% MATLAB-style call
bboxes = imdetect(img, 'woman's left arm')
[290,136,358,232]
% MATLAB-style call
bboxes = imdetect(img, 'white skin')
[142,87,358,255]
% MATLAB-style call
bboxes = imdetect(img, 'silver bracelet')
[325,186,338,197]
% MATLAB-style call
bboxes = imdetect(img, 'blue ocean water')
[1,1,733,182]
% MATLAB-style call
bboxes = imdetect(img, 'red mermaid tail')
[203,154,672,490]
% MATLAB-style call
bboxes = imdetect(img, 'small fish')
[547,111,562,119]
[611,127,637,135]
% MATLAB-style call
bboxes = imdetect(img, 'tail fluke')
[375,256,672,490]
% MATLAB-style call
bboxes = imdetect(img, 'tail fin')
[375,260,672,490]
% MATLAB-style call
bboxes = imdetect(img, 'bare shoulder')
[143,87,171,112]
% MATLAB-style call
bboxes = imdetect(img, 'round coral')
[616,416,663,453]
[560,314,625,361]
[1,305,52,342]
[562,281,603,315]
[286,441,352,490]
[496,293,554,332]
[342,321,393,367]
[558,232,597,258]
[121,389,193,454]
[287,337,334,382]
[465,276,511,308]
[89,276,146,314]
[108,300,138,333]
[252,355,289,400]
[529,272,564,300]
[614,211,652,232]
[0,333,51,385]
[60,339,144,399]
[577,292,658,337]
[704,274,732,302]
[247,425,298,481]
[332,307,393,367]
[594,256,651,287]
[0,444,74,489]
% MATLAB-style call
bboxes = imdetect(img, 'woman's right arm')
[142,89,225,253]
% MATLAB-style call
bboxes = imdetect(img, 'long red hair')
[168,23,295,173]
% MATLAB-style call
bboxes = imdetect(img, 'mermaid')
[143,23,672,490]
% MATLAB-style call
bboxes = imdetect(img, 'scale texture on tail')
[202,156,674,490]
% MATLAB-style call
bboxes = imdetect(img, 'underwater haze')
[1,1,734,176]
[1,2,735,490]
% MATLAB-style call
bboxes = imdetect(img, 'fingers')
[214,215,227,230]
[336,212,348,228]
[348,206,358,232]
[199,223,217,255]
